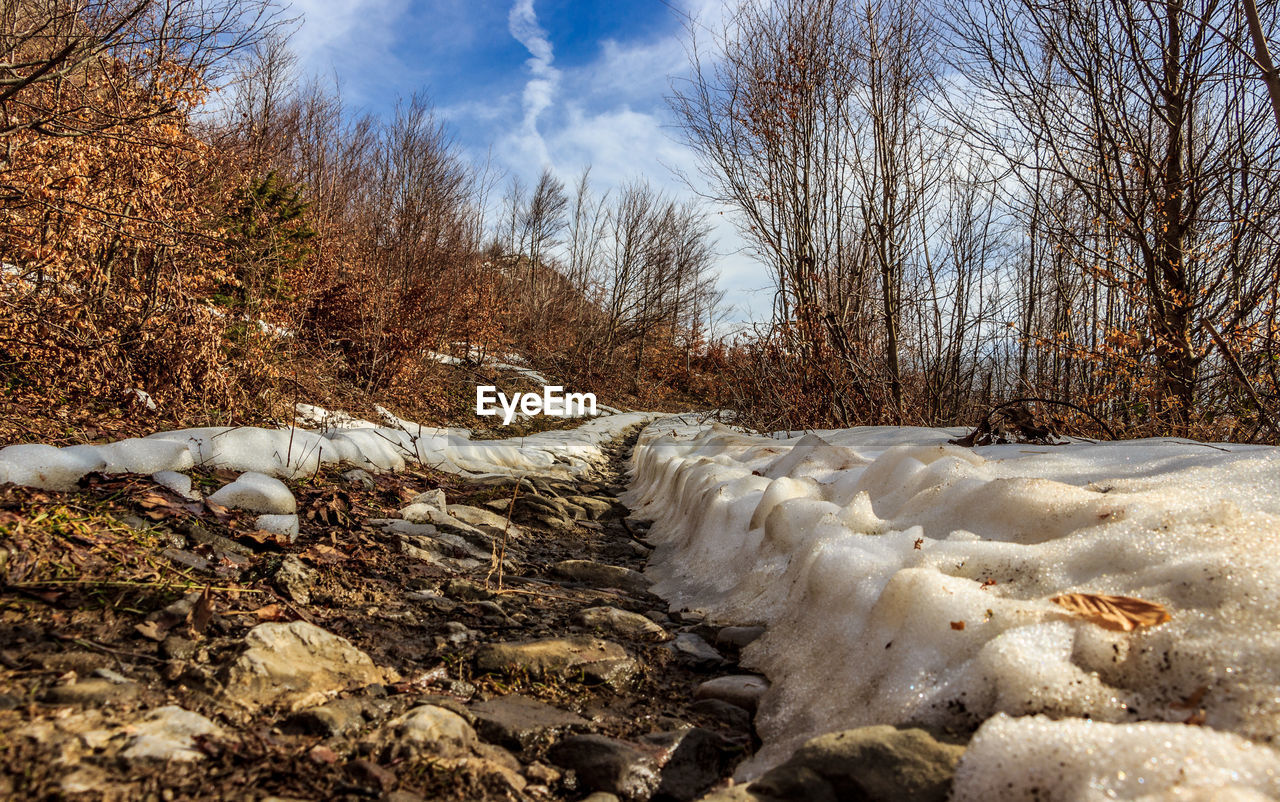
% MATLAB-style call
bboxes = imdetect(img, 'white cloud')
[506,0,560,167]
[285,0,414,105]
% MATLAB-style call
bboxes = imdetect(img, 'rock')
[547,734,659,802]
[275,555,317,604]
[256,513,300,541]
[207,471,296,514]
[469,695,588,752]
[525,761,561,784]
[160,635,197,661]
[583,795,622,802]
[691,699,752,731]
[342,468,375,489]
[551,560,651,595]
[409,488,447,510]
[474,637,638,690]
[668,634,725,668]
[715,626,766,650]
[222,621,393,710]
[383,705,476,757]
[643,728,737,802]
[445,578,493,601]
[42,678,137,706]
[565,495,615,520]
[288,697,369,737]
[694,676,769,713]
[121,706,223,763]
[447,504,523,537]
[575,606,670,642]
[743,726,965,802]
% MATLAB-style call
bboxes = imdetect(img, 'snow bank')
[0,406,651,492]
[625,418,1280,791]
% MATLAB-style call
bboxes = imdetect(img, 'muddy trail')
[0,426,766,801]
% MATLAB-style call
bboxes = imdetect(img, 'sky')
[282,0,770,328]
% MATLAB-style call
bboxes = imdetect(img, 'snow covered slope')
[625,417,1280,797]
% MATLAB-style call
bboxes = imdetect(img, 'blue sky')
[283,0,769,328]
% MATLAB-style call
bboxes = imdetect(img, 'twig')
[1202,321,1280,441]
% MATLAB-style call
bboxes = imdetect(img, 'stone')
[694,676,769,713]
[160,635,197,661]
[383,705,476,757]
[207,471,296,514]
[445,578,493,601]
[275,554,317,604]
[341,468,375,489]
[551,560,651,595]
[121,706,223,763]
[715,626,766,650]
[256,513,300,541]
[409,488,447,510]
[447,504,523,537]
[582,795,623,802]
[691,699,752,731]
[42,678,137,706]
[469,695,588,752]
[547,734,659,802]
[288,697,369,737]
[744,726,965,802]
[575,606,670,642]
[222,621,393,710]
[565,495,615,520]
[668,634,725,668]
[643,728,737,802]
[474,637,638,690]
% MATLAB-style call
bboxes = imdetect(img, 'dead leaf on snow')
[1050,592,1171,632]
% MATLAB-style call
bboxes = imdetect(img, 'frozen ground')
[625,417,1280,798]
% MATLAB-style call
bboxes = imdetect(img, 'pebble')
[694,675,769,713]
[120,706,223,763]
[574,606,670,642]
[469,695,588,752]
[474,637,638,690]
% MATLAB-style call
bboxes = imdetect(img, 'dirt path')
[0,426,764,801]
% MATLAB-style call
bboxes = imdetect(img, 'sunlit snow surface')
[625,417,1280,797]
[0,405,651,488]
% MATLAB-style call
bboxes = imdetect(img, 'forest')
[3,0,1280,443]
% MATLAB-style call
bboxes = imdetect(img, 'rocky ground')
[0,425,967,802]
[0,426,757,801]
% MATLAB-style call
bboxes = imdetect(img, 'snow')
[625,417,1280,792]
[254,513,300,541]
[0,403,648,493]
[953,715,1280,800]
[207,471,297,515]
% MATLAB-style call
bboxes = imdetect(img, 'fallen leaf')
[251,603,287,621]
[950,621,966,631]
[134,619,168,641]
[1050,592,1171,632]
[187,586,214,637]
[301,544,345,564]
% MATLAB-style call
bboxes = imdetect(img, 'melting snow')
[626,417,1280,795]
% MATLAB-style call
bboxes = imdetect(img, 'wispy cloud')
[506,0,559,166]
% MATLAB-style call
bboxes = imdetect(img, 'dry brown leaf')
[950,621,966,631]
[1050,592,1171,632]
[187,586,214,638]
[251,603,287,621]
